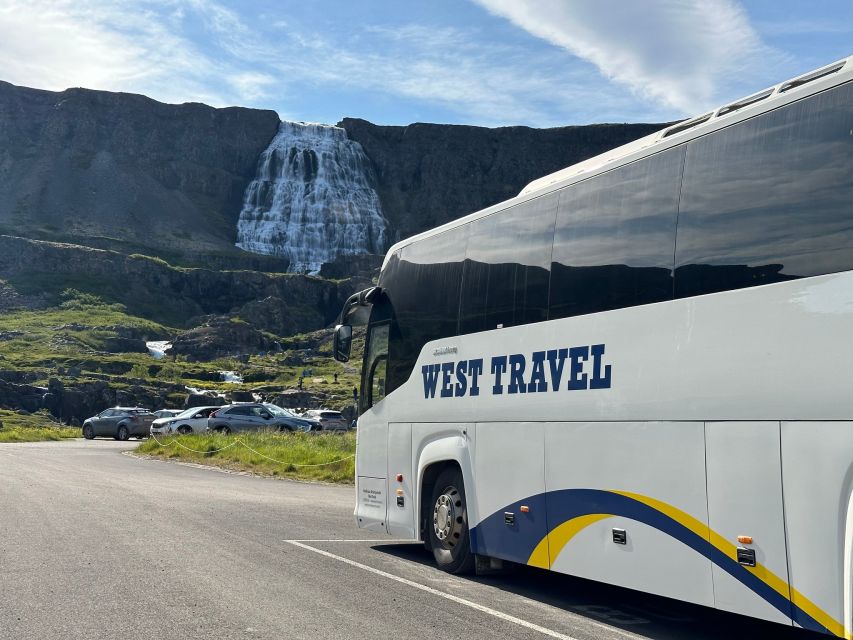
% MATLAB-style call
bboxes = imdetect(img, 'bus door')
[355,319,391,532]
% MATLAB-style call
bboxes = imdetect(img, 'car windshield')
[175,408,200,418]
[263,404,291,417]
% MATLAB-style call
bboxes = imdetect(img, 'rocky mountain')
[0,81,280,263]
[0,81,668,424]
[0,81,664,267]
[339,118,665,243]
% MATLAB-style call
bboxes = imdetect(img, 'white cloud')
[471,0,785,114]
[0,0,694,126]
[227,71,277,102]
[269,23,658,126]
[0,0,261,107]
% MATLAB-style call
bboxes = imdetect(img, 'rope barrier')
[148,433,355,467]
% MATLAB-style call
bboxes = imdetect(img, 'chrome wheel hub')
[433,487,462,548]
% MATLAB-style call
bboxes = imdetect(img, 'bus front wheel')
[427,467,474,574]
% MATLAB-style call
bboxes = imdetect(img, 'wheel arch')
[415,433,476,545]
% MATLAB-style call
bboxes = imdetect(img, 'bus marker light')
[737,535,753,544]
[520,505,530,513]
[395,488,404,496]
[395,474,403,482]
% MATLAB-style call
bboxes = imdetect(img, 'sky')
[0,0,851,128]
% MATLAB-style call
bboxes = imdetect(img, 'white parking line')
[286,540,635,640]
[285,539,409,543]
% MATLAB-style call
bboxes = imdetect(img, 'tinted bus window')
[381,228,469,392]
[675,81,853,298]
[460,194,557,334]
[549,148,683,319]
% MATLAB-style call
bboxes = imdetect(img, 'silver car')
[207,403,318,434]
[302,409,349,431]
[82,407,156,441]
[151,406,220,436]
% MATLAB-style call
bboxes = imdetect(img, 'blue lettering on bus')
[507,354,526,394]
[491,356,507,395]
[440,362,454,397]
[420,345,612,399]
[468,358,483,396]
[568,346,589,390]
[455,360,468,397]
[547,348,568,391]
[527,351,548,393]
[590,344,612,389]
[421,363,441,399]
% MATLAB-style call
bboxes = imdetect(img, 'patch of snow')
[146,340,172,359]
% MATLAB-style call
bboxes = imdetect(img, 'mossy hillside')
[0,409,79,442]
[0,290,362,412]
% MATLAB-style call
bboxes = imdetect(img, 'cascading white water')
[236,121,387,274]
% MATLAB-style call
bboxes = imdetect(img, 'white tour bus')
[334,56,853,637]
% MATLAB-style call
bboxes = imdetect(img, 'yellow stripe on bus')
[524,490,845,638]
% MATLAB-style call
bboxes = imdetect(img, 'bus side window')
[362,322,389,411]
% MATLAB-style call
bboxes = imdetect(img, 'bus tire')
[427,467,474,574]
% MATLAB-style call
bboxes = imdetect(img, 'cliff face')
[0,235,343,332]
[0,81,665,263]
[339,118,665,243]
[0,81,280,258]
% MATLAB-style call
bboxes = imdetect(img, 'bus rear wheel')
[428,467,474,574]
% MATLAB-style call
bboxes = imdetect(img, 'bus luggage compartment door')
[705,421,791,624]
[472,422,547,566]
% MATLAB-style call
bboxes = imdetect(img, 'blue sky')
[0,0,851,127]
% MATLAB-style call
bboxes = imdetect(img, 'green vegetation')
[0,409,79,442]
[0,288,361,408]
[136,431,356,483]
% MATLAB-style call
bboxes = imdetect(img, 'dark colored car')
[207,403,318,434]
[82,407,156,441]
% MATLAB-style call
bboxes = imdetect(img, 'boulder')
[0,379,47,413]
[101,336,148,353]
[273,389,320,410]
[184,392,225,409]
[169,318,278,362]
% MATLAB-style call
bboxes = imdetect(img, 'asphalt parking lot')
[0,440,822,640]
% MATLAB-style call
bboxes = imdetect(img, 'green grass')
[136,431,356,483]
[0,409,80,442]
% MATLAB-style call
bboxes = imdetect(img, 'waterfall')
[236,121,387,274]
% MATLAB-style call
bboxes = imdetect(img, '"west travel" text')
[421,345,612,399]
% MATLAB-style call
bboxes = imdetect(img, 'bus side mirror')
[334,324,352,363]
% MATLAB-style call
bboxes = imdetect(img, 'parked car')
[152,409,182,420]
[302,409,349,431]
[207,403,319,434]
[150,406,220,436]
[82,407,156,441]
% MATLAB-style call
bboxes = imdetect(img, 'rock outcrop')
[0,235,343,330]
[169,318,279,361]
[0,81,280,259]
[340,118,666,243]
[0,80,665,264]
